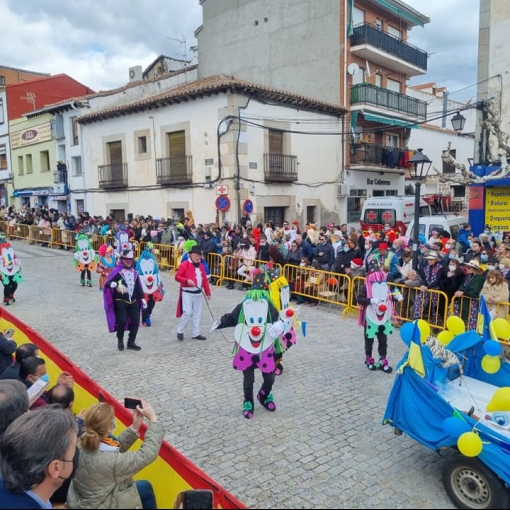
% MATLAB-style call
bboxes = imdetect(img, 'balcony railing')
[263,153,298,182]
[350,142,408,169]
[351,83,427,120]
[98,163,128,189]
[351,23,427,71]
[53,170,68,184]
[156,155,192,185]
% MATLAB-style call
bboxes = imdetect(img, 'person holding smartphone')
[67,399,164,509]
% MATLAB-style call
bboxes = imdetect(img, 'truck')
[360,196,432,235]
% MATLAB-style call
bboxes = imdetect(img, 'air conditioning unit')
[337,184,349,197]
[128,65,143,82]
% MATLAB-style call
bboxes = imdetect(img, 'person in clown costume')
[356,260,403,372]
[180,239,210,278]
[0,234,22,306]
[136,243,164,327]
[96,244,117,291]
[265,267,302,376]
[73,233,98,287]
[113,227,135,258]
[210,272,286,419]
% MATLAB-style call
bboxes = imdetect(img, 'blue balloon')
[484,340,502,357]
[400,322,414,347]
[443,417,471,438]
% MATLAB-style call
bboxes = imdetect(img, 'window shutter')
[269,130,283,154]
[108,141,123,164]
[168,131,186,157]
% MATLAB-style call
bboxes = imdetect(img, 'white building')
[75,75,346,226]
[0,89,10,206]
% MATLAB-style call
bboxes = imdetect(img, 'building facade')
[0,64,49,87]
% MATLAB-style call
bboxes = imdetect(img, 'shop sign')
[485,187,510,231]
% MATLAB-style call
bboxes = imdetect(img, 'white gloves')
[141,299,147,309]
[268,320,285,339]
[370,298,380,304]
[393,293,404,302]
[209,319,221,332]
[110,282,117,288]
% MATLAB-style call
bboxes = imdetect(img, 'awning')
[362,112,419,129]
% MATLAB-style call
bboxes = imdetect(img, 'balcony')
[53,170,68,184]
[350,23,427,77]
[156,155,192,185]
[350,142,408,172]
[98,163,128,189]
[351,83,427,120]
[263,153,298,182]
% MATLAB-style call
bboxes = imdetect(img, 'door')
[168,131,186,177]
[107,141,123,184]
[268,130,284,173]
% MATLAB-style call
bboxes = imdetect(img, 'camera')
[124,397,142,410]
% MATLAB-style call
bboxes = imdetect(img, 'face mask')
[448,265,456,272]
[484,230,490,234]
[343,246,349,252]
[488,265,496,271]
[481,254,488,261]
[500,264,506,270]
[392,244,398,250]
[300,262,306,267]
[40,373,50,383]
[448,253,455,259]
[445,244,451,250]
[420,249,426,254]
[384,227,390,232]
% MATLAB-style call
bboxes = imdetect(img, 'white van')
[360,196,432,235]
[406,215,467,244]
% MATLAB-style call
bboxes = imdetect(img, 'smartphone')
[124,397,142,410]
[175,490,213,509]
[3,329,15,339]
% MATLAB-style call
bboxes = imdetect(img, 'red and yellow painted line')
[0,308,245,509]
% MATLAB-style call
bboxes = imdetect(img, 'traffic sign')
[243,199,254,214]
[215,195,231,212]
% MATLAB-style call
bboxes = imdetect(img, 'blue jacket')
[0,481,45,509]
[458,228,472,249]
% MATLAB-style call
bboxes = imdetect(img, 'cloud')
[0,0,479,99]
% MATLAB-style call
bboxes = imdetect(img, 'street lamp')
[408,148,432,270]
[451,111,466,133]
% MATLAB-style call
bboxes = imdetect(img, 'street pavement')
[8,241,455,509]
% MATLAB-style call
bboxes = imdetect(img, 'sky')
[0,0,480,103]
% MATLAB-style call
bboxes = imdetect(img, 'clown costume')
[210,272,285,419]
[74,233,98,287]
[136,243,164,327]
[356,261,402,372]
[96,244,117,291]
[0,235,22,305]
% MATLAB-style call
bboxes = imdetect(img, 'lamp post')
[408,148,432,270]
[451,111,466,133]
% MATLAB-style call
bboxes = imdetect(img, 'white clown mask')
[76,238,95,265]
[0,246,21,276]
[234,298,274,354]
[138,257,161,294]
[365,281,392,325]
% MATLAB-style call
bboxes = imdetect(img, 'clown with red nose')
[136,243,164,327]
[73,233,98,287]
[356,259,398,373]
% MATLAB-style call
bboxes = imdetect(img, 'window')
[54,114,65,139]
[443,149,457,174]
[0,144,6,170]
[352,6,364,26]
[387,26,401,39]
[0,99,4,124]
[0,76,5,86]
[373,190,385,197]
[109,209,125,222]
[352,68,365,86]
[40,150,50,172]
[26,154,33,174]
[347,189,366,223]
[264,207,285,227]
[385,190,398,196]
[71,117,79,146]
[72,156,82,176]
[363,208,397,228]
[375,73,382,87]
[306,206,317,225]
[172,208,185,222]
[453,185,465,198]
[386,134,399,147]
[76,200,84,214]
[268,129,283,155]
[375,18,383,30]
[137,135,148,154]
[386,78,401,93]
[18,156,24,176]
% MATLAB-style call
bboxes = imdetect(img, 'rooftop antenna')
[166,35,188,66]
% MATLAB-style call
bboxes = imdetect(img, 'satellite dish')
[347,63,360,76]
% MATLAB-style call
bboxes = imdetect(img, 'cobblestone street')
[9,241,455,509]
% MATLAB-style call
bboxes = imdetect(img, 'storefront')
[12,188,52,209]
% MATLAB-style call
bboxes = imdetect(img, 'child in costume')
[73,233,98,287]
[0,235,22,305]
[103,249,146,352]
[265,267,301,376]
[356,260,402,372]
[210,272,286,419]
[96,244,117,291]
[136,243,164,327]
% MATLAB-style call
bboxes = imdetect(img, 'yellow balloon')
[417,319,431,344]
[457,432,483,457]
[487,387,510,412]
[492,318,510,341]
[481,354,501,375]
[447,316,466,336]
[437,330,454,346]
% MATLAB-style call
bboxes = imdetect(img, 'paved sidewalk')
[9,242,455,509]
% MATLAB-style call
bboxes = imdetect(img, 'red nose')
[83,251,88,257]
[285,309,294,317]
[251,326,261,337]
[147,276,154,282]
[378,303,387,313]
[123,243,127,248]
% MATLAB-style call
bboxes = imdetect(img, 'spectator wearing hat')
[453,259,486,329]
[175,246,211,341]
[103,249,146,352]
[331,231,344,257]
[414,251,445,324]
[368,242,400,282]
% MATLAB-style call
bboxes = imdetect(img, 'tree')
[405,184,415,195]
